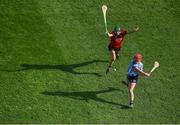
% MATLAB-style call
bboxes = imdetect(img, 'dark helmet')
[114,25,121,33]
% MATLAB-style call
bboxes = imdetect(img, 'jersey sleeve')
[121,30,127,35]
[133,63,143,71]
[122,30,127,35]
[133,63,139,69]
[141,63,143,70]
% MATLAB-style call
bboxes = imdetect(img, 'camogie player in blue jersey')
[126,53,151,108]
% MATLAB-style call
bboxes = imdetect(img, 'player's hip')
[108,45,121,51]
[127,75,139,84]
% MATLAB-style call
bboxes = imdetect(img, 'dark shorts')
[108,45,121,52]
[127,75,139,84]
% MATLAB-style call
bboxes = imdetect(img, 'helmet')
[114,25,121,33]
[134,53,142,62]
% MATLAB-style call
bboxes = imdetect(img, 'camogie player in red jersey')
[106,25,139,73]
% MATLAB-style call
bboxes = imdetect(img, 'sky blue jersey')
[128,60,143,77]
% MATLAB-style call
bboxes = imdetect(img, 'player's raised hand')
[134,27,139,31]
[105,31,109,35]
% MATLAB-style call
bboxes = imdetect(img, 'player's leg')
[127,75,138,107]
[106,50,116,73]
[115,48,120,60]
[109,50,116,67]
[128,82,136,108]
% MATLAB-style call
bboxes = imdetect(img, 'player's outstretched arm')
[134,67,150,77]
[127,27,139,34]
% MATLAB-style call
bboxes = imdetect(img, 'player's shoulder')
[129,60,134,65]
[138,62,143,67]
[121,28,127,34]
[131,60,137,67]
[133,61,143,67]
[121,28,127,31]
[130,60,134,63]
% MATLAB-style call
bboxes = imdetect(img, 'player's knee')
[112,57,116,61]
[111,51,116,61]
[129,89,134,93]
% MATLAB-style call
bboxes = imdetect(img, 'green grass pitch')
[0,0,179,123]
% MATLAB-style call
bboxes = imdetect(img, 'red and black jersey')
[109,29,127,49]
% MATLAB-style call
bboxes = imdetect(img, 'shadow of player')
[4,60,108,77]
[41,87,130,109]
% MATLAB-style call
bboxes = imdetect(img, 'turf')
[0,0,179,123]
